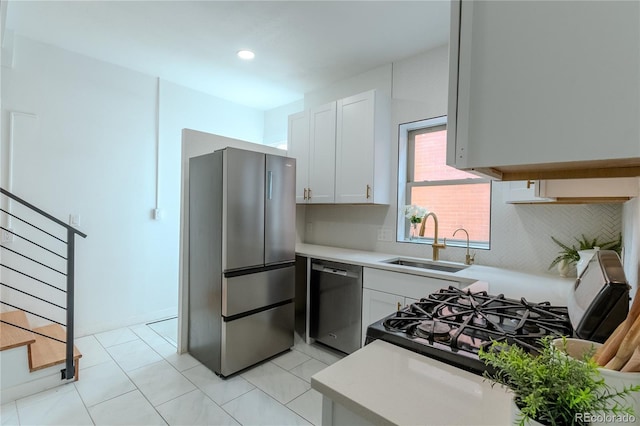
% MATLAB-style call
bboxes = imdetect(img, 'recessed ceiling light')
[237,50,255,60]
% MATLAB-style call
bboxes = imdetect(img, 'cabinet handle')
[397,302,401,311]
[303,188,308,200]
[308,188,312,200]
[526,180,535,189]
[366,184,371,199]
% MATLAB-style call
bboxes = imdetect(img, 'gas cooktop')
[365,286,573,375]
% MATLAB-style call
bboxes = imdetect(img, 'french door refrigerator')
[188,147,296,377]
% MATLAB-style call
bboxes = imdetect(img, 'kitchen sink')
[382,258,468,273]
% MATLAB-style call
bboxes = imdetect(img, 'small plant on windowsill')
[479,336,640,426]
[403,205,427,241]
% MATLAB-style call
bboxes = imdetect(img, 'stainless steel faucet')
[453,228,475,265]
[419,212,446,261]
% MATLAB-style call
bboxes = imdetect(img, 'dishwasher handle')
[312,263,347,275]
[324,267,347,276]
[311,262,361,279]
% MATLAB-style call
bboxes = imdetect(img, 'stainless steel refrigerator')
[188,147,296,377]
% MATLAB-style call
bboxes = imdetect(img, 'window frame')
[397,116,491,250]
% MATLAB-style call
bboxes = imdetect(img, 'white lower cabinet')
[361,288,403,346]
[360,268,461,346]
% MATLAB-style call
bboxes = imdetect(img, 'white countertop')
[311,339,512,426]
[296,243,574,305]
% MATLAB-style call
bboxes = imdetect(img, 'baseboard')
[74,307,178,337]
[0,361,74,405]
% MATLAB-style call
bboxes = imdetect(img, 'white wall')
[263,100,304,148]
[299,45,624,276]
[304,64,392,110]
[0,36,269,336]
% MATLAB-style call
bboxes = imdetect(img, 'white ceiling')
[4,1,450,110]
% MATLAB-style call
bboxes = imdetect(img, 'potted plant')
[549,234,622,276]
[403,204,427,240]
[479,336,640,426]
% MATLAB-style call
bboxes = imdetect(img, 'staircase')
[0,310,82,403]
[0,188,86,403]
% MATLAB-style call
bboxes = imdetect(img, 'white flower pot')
[557,259,571,278]
[552,338,640,426]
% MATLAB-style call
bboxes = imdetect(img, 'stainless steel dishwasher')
[309,259,362,354]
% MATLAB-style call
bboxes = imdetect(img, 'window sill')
[399,237,489,251]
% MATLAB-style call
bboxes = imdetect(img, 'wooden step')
[30,324,82,378]
[0,310,36,351]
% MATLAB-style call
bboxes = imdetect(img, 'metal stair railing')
[0,187,86,380]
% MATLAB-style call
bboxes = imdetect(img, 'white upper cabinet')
[447,0,640,180]
[503,180,555,204]
[287,103,336,204]
[288,90,390,205]
[335,90,390,204]
[504,178,640,204]
[308,102,337,203]
[288,110,311,203]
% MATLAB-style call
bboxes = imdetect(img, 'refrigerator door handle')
[267,171,273,200]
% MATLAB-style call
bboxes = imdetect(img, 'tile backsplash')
[299,182,623,276]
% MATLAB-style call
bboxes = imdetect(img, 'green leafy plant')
[479,336,640,426]
[548,234,622,270]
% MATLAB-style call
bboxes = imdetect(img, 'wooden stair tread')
[30,324,82,372]
[0,310,36,351]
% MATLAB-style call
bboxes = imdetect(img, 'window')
[398,117,491,249]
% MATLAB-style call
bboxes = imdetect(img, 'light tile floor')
[0,318,343,426]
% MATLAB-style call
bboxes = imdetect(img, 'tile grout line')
[16,321,330,426]
[81,326,175,425]
[79,333,144,425]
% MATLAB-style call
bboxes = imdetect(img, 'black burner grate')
[381,286,571,356]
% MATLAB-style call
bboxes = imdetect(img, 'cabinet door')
[287,111,310,203]
[503,181,555,204]
[308,102,336,204]
[335,91,375,204]
[361,288,403,346]
[449,1,640,173]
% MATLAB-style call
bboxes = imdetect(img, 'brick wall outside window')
[408,128,491,244]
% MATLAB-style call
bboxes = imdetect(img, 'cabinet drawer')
[363,267,460,300]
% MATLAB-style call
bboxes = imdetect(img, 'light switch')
[69,214,80,227]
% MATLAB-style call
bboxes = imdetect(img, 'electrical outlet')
[306,223,313,235]
[377,228,393,242]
